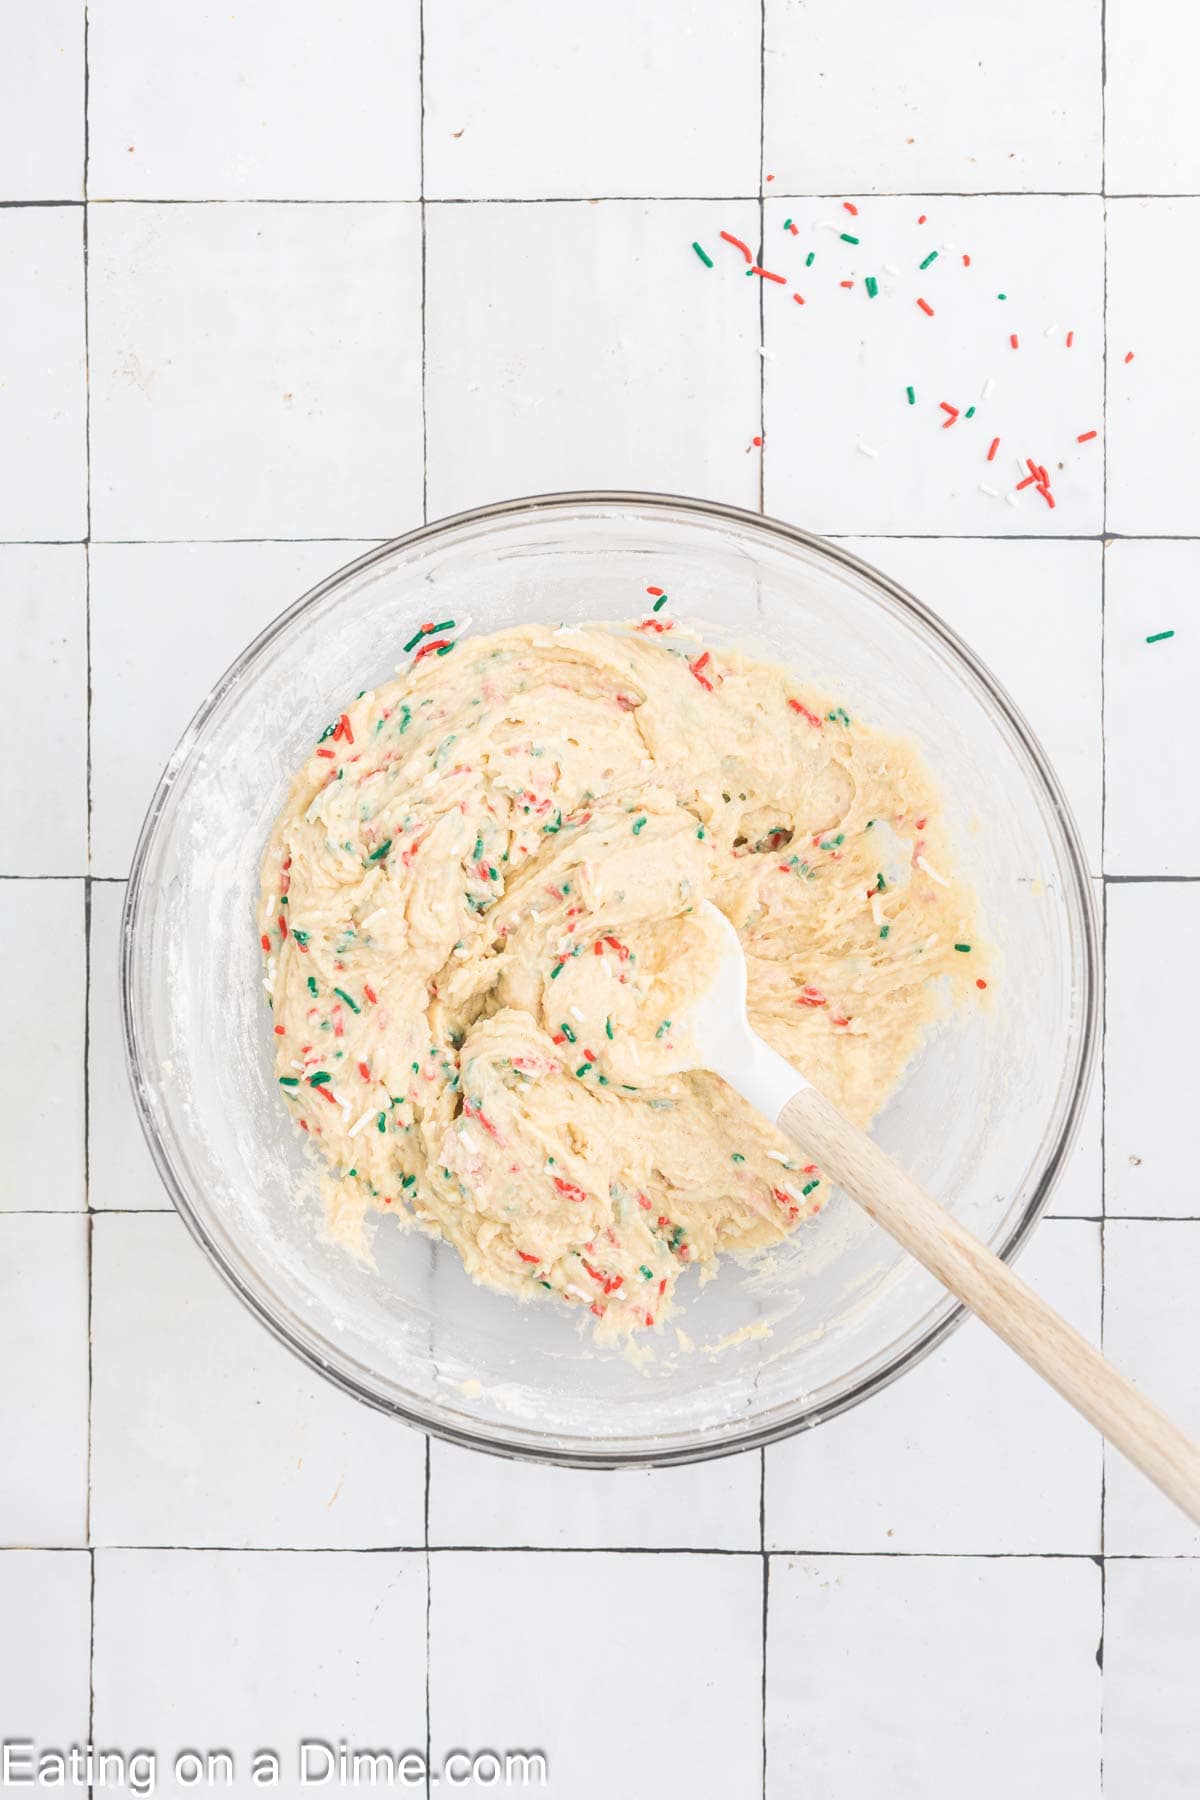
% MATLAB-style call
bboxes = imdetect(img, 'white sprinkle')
[767,1150,793,1166]
[262,976,274,995]
[816,219,838,232]
[348,1107,377,1139]
[779,1182,804,1203]
[856,441,879,459]
[569,1005,585,1022]
[358,908,386,932]
[530,907,542,920]
[916,854,949,887]
[1005,491,1020,508]
[980,376,995,400]
[978,482,1000,498]
[291,1059,307,1073]
[458,1127,479,1155]
[1044,322,1059,338]
[870,894,884,926]
[882,261,899,276]
[1015,455,1028,478]
[759,347,776,361]
[627,1042,641,1064]
[455,614,474,638]
[563,1284,591,1304]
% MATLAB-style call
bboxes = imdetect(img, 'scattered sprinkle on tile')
[1076,430,1098,443]
[1125,350,1135,363]
[856,441,879,458]
[919,249,938,270]
[906,385,916,405]
[840,232,860,245]
[843,201,858,215]
[691,241,714,267]
[916,296,934,316]
[979,482,1000,497]
[986,436,1000,461]
[865,275,878,297]
[1009,333,1019,349]
[1146,629,1175,643]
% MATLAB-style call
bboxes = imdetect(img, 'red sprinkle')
[277,914,288,940]
[839,279,854,289]
[1066,330,1075,347]
[1036,484,1056,509]
[787,221,799,235]
[962,253,971,267]
[917,297,934,316]
[749,264,787,284]
[1015,474,1038,490]
[333,712,354,744]
[751,435,763,447]
[552,1176,590,1205]
[517,1250,540,1264]
[719,229,753,262]
[413,637,450,664]
[797,987,827,1008]
[986,436,1000,462]
[357,1061,370,1081]
[646,586,664,597]
[260,933,271,952]
[917,213,927,224]
[363,983,378,1005]
[788,697,823,729]
[1124,350,1135,363]
[316,747,336,759]
[792,292,805,304]
[843,201,858,215]
[977,978,988,990]
[1077,430,1098,443]
[1010,334,1019,350]
[314,1084,337,1106]
[939,402,960,428]
[273,1024,285,1036]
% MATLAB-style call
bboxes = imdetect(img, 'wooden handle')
[779,1082,1200,1528]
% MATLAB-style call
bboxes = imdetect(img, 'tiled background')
[1,0,1198,1794]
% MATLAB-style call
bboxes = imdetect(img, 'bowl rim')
[121,488,1101,1468]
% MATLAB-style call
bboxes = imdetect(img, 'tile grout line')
[10,189,1200,205]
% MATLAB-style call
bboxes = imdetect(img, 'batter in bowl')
[259,618,982,1336]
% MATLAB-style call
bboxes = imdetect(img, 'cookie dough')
[259,620,981,1335]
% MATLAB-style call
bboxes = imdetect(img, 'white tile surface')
[1106,200,1199,534]
[95,1550,427,1795]
[0,207,86,540]
[0,1553,91,1745]
[87,204,423,540]
[764,0,1102,195]
[88,0,421,201]
[0,1217,89,1545]
[766,1555,1101,1798]
[1104,1559,1200,1799]
[1104,1221,1200,1555]
[424,0,760,199]
[424,200,763,517]
[762,194,1104,535]
[87,881,170,1210]
[1104,542,1199,877]
[844,537,1103,872]
[765,1221,1102,1553]
[431,1551,762,1799]
[1048,1042,1103,1218]
[430,1439,760,1548]
[91,1214,426,1547]
[1104,0,1200,196]
[0,546,86,875]
[0,2,83,200]
[0,881,85,1211]
[89,540,376,877]
[1104,883,1199,1217]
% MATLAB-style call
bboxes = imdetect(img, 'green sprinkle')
[879,925,890,940]
[377,1113,387,1132]
[906,385,916,405]
[398,704,412,734]
[632,815,647,835]
[347,1168,356,1178]
[692,241,714,268]
[877,873,886,890]
[731,1152,746,1163]
[954,943,972,953]
[368,839,392,861]
[401,1174,416,1189]
[605,1017,614,1040]
[307,975,318,997]
[783,218,793,231]
[997,292,1007,300]
[279,1076,300,1087]
[575,1063,592,1078]
[560,1021,577,1043]
[655,1019,671,1039]
[432,619,455,634]
[402,626,425,653]
[919,250,938,270]
[472,834,484,860]
[841,232,859,245]
[309,1071,332,1086]
[964,405,976,419]
[292,929,309,944]
[539,1280,553,1290]
[333,987,361,1013]
[639,1265,654,1280]
[318,720,337,743]
[866,819,875,829]
[802,1179,821,1196]
[805,251,815,267]
[865,275,878,298]
[652,593,668,612]
[550,962,564,979]
[1146,629,1175,643]
[436,642,455,657]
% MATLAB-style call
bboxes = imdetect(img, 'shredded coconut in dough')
[259,622,982,1337]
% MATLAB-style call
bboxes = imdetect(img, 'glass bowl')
[122,492,1098,1467]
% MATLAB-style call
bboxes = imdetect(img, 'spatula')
[682,900,1200,1526]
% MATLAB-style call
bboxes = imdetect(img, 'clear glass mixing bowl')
[123,492,1098,1466]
